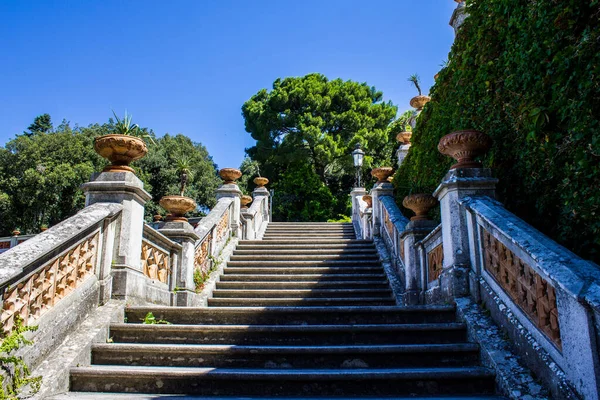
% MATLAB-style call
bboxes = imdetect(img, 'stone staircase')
[66,222,504,398]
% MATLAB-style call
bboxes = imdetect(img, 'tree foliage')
[242,73,398,221]
[393,0,600,263]
[0,115,220,235]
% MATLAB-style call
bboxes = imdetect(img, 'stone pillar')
[450,0,468,34]
[370,181,394,237]
[241,210,255,240]
[159,221,199,306]
[216,182,242,237]
[396,144,411,168]
[82,171,151,302]
[433,168,497,299]
[400,220,438,305]
[350,187,367,238]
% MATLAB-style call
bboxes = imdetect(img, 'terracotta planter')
[402,194,438,221]
[94,134,148,173]
[12,229,20,236]
[253,177,269,187]
[362,195,373,208]
[153,214,163,222]
[396,131,412,145]
[159,195,197,222]
[241,195,253,209]
[438,130,492,169]
[371,167,394,183]
[40,226,48,232]
[409,95,431,110]
[219,168,242,184]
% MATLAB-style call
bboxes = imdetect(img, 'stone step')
[69,366,496,396]
[233,249,378,255]
[207,297,396,307]
[269,222,353,226]
[229,254,379,261]
[90,343,481,368]
[109,323,467,345]
[223,267,384,275]
[53,393,507,400]
[236,243,375,250]
[215,281,390,290]
[226,260,381,267]
[263,231,356,236]
[124,306,457,325]
[219,273,387,281]
[211,288,393,299]
[262,234,357,239]
[243,239,371,244]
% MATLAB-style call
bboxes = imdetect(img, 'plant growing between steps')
[194,255,221,292]
[142,312,170,325]
[0,316,41,399]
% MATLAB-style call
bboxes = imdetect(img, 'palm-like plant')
[111,110,156,144]
[176,156,193,196]
[408,74,422,96]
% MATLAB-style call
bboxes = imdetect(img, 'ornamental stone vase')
[396,131,412,145]
[241,195,253,210]
[409,95,431,110]
[402,194,438,221]
[12,229,20,236]
[253,177,269,187]
[94,134,148,173]
[219,168,242,184]
[438,130,492,169]
[362,195,373,208]
[159,195,197,222]
[371,167,394,183]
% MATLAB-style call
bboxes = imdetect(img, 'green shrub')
[394,0,600,263]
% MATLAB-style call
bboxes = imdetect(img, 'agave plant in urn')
[219,168,242,184]
[408,74,431,111]
[94,111,153,173]
[438,130,492,169]
[159,156,197,222]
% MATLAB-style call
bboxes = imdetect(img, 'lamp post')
[352,143,365,188]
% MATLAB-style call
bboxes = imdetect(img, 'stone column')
[400,220,438,305]
[82,171,152,303]
[433,168,497,300]
[159,221,199,306]
[370,181,394,237]
[241,210,255,240]
[216,182,242,237]
[396,144,411,168]
[350,187,367,238]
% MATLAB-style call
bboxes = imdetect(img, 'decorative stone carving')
[94,134,148,173]
[427,243,444,282]
[194,233,212,276]
[253,177,269,187]
[438,130,492,169]
[409,95,431,110]
[219,168,242,184]
[216,209,230,244]
[159,195,197,222]
[371,167,394,183]
[402,194,438,221]
[140,241,170,284]
[482,229,561,348]
[1,232,99,334]
[362,195,373,208]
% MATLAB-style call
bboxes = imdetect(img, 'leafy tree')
[25,114,52,136]
[242,73,397,221]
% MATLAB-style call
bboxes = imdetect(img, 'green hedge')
[393,0,600,263]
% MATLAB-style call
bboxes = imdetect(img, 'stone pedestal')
[241,210,255,240]
[216,183,242,237]
[433,168,497,300]
[450,1,468,34]
[396,144,411,168]
[159,221,199,306]
[350,187,367,239]
[370,181,394,237]
[400,220,438,305]
[82,171,152,303]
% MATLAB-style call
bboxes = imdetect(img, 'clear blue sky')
[0,1,457,169]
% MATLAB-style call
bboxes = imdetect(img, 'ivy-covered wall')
[393,0,600,263]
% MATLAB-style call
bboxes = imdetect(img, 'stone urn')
[402,194,438,221]
[153,214,163,222]
[409,95,431,110]
[438,130,492,169]
[12,229,21,236]
[94,134,148,173]
[241,195,253,210]
[371,167,394,183]
[253,177,269,187]
[362,195,373,208]
[159,195,197,222]
[219,168,242,184]
[396,131,412,145]
[434,73,440,81]
[40,225,48,232]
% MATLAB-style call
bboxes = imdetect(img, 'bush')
[394,0,600,263]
